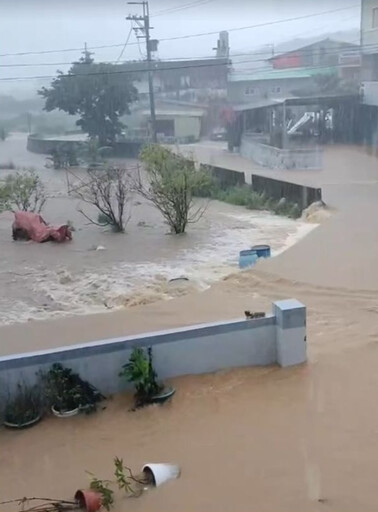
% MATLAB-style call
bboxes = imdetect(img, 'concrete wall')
[362,81,378,106]
[227,77,311,104]
[0,300,306,401]
[251,174,322,209]
[27,135,143,158]
[240,134,323,170]
[361,0,378,53]
[174,116,202,139]
[27,135,85,155]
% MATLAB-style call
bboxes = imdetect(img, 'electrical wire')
[151,0,217,17]
[0,38,369,69]
[115,25,133,62]
[0,4,359,58]
[0,55,367,83]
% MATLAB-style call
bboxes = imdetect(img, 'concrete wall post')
[274,299,307,367]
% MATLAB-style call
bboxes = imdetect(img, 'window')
[373,7,378,28]
[271,86,281,93]
[245,86,255,95]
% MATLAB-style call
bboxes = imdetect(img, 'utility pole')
[127,1,157,143]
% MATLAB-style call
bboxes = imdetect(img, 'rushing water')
[0,134,315,325]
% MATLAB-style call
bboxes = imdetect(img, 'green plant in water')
[0,169,46,213]
[88,474,114,511]
[87,458,146,509]
[119,347,162,407]
[4,382,43,425]
[40,363,103,413]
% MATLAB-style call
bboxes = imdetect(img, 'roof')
[118,57,230,74]
[268,37,357,61]
[228,66,337,83]
[142,109,205,117]
[284,93,360,106]
[231,93,360,112]
[232,98,284,112]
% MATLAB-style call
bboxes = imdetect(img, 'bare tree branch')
[68,167,132,232]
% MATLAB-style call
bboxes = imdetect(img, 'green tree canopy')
[38,51,138,145]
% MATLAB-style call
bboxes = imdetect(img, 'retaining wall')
[27,135,143,159]
[27,135,85,155]
[0,300,306,400]
[240,134,323,170]
[252,174,322,209]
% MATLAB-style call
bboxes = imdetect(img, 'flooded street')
[0,134,314,325]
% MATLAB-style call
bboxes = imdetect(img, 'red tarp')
[12,211,72,243]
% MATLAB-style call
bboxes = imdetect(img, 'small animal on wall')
[244,311,266,319]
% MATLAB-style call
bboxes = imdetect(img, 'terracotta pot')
[75,489,102,512]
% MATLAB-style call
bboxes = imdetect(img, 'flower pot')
[52,405,80,418]
[142,463,181,487]
[75,490,102,512]
[3,414,42,429]
[150,387,176,404]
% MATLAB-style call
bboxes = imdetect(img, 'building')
[227,67,336,105]
[142,102,206,143]
[269,38,360,81]
[228,38,360,106]
[361,0,378,149]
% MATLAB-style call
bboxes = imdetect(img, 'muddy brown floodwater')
[0,134,314,328]
[2,139,378,511]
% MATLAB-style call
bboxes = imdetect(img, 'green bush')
[194,180,302,219]
[0,169,46,213]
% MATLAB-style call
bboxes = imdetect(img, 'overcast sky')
[0,0,360,96]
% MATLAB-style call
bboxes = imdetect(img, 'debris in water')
[245,310,266,319]
[12,211,72,243]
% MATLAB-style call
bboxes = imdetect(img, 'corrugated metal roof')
[142,109,205,117]
[232,98,284,111]
[228,66,336,82]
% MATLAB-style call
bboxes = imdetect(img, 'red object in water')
[12,211,72,243]
[74,489,102,512]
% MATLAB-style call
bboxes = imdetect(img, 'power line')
[0,4,359,58]
[0,39,370,70]
[0,54,366,83]
[145,5,361,43]
[151,0,217,17]
[115,24,133,62]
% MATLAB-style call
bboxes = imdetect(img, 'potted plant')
[41,363,103,417]
[119,347,175,408]
[3,382,43,429]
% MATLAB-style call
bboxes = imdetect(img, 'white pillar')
[274,299,306,367]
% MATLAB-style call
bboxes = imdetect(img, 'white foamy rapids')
[0,211,317,325]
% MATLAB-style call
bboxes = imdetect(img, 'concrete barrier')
[0,300,306,400]
[251,174,322,209]
[240,134,323,170]
[27,135,143,159]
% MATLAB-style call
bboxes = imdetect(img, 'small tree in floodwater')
[0,169,46,213]
[68,167,132,233]
[135,145,210,234]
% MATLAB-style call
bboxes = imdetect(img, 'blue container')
[251,244,271,259]
[239,249,258,269]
